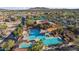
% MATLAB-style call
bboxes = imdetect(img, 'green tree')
[1,39,15,51]
[1,42,8,50]
[8,39,15,48]
[13,31,18,36]
[17,27,23,36]
[26,19,35,26]
[0,35,2,40]
[17,16,21,20]
[30,40,43,51]
[0,23,8,29]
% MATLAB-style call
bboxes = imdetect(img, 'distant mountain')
[0,7,79,11]
[0,7,51,11]
[28,7,51,10]
[0,9,7,10]
[0,7,30,10]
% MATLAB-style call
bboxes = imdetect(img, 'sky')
[0,0,79,9]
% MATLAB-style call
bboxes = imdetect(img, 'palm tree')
[1,39,15,51]
[7,39,15,49]
[1,42,8,50]
[30,40,43,51]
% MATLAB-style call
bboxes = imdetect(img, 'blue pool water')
[28,36,36,41]
[43,37,62,46]
[37,35,45,40]
[28,35,45,41]
[28,27,45,41]
[28,35,63,46]
[29,27,40,36]
[19,42,32,48]
[28,27,63,46]
[19,36,63,48]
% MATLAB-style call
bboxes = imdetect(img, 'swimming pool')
[28,36,36,41]
[43,37,63,46]
[29,27,40,36]
[28,27,63,46]
[28,35,63,46]
[19,36,63,49]
[19,42,32,48]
